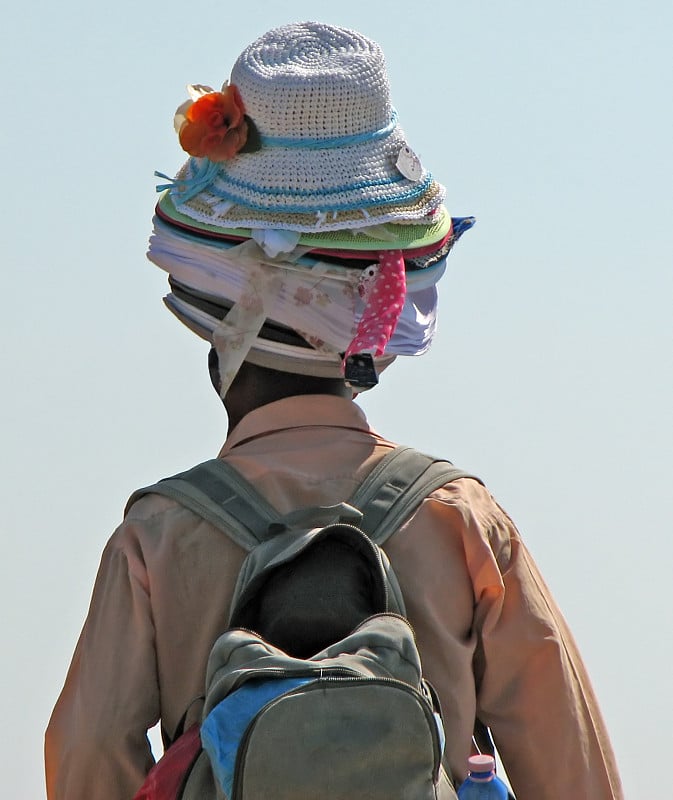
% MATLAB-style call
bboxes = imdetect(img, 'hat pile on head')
[147,21,474,394]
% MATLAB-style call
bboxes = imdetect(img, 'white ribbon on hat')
[212,261,287,398]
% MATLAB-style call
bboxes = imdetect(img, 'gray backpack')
[128,446,478,800]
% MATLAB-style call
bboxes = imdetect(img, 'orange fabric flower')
[177,86,248,162]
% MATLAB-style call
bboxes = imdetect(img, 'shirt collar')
[219,395,372,455]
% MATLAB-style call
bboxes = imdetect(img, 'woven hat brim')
[157,192,453,252]
[171,164,444,234]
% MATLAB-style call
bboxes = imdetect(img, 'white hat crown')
[231,22,392,142]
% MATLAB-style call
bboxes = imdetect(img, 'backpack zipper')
[225,663,361,693]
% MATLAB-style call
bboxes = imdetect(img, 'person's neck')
[222,363,353,433]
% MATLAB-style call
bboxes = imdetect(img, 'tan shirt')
[45,395,623,799]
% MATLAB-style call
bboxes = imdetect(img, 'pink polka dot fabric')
[343,249,407,364]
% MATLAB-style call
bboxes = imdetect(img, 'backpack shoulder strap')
[125,459,280,552]
[125,446,480,551]
[350,446,481,545]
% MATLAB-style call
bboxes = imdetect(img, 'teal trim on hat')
[259,110,399,150]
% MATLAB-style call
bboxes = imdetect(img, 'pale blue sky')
[3,1,672,796]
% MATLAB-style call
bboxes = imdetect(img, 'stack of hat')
[148,22,474,392]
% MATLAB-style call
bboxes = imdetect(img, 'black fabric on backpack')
[230,524,389,658]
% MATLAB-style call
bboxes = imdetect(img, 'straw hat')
[158,22,447,238]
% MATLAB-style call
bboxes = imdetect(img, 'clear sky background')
[3,1,672,796]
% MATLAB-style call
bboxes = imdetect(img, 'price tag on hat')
[396,145,423,182]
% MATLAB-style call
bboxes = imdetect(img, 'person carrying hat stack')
[45,21,624,800]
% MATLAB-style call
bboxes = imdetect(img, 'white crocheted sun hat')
[158,22,446,234]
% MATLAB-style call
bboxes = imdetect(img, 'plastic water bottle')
[457,754,510,799]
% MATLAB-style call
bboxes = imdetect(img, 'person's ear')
[207,347,221,396]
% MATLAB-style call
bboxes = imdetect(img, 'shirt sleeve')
[468,492,623,799]
[45,526,160,800]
